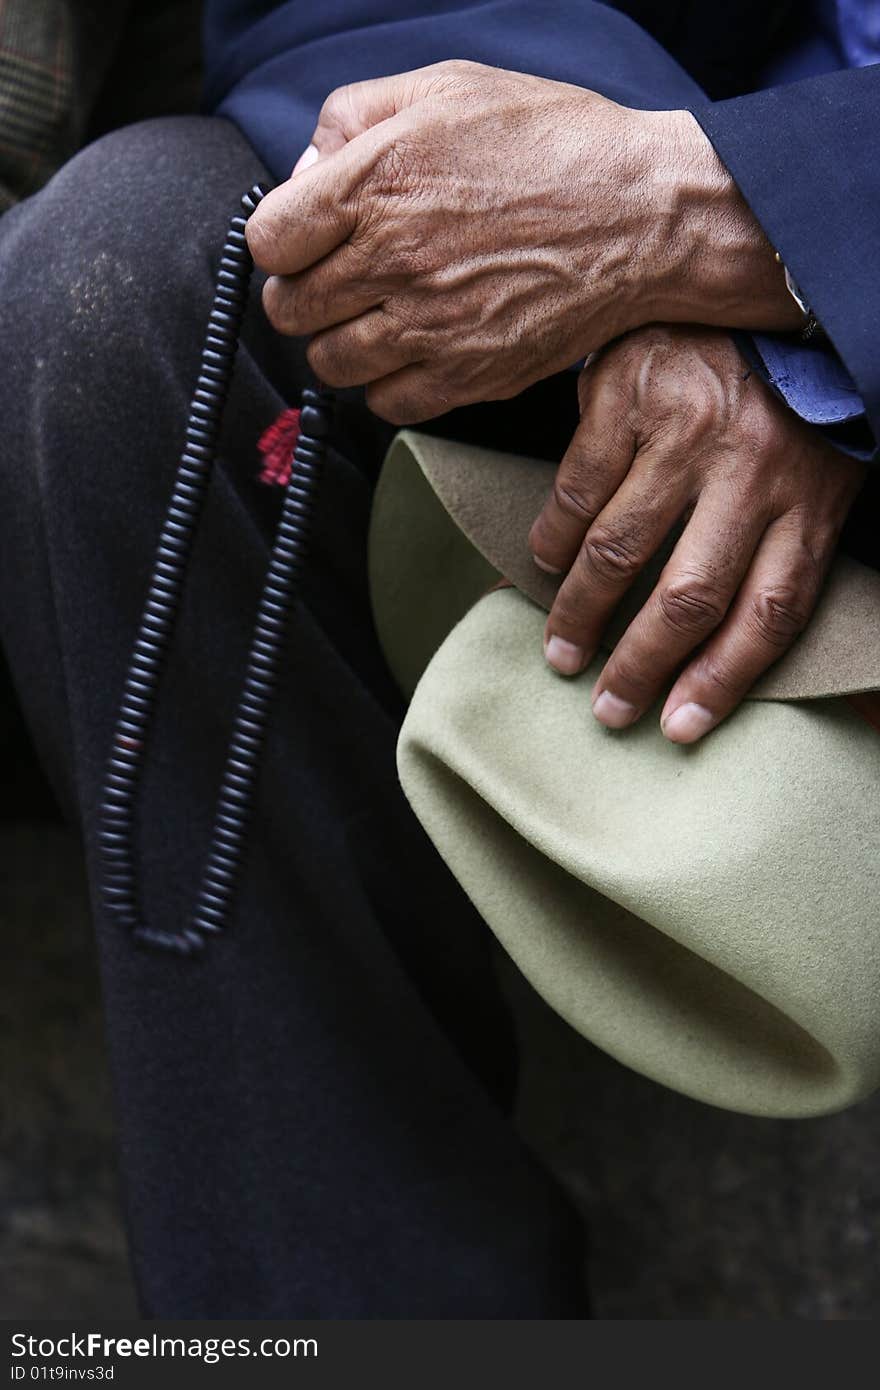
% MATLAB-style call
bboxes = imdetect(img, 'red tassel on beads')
[257,407,301,486]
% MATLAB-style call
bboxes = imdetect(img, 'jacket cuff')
[737,332,875,461]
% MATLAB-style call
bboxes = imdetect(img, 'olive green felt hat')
[368,431,880,1118]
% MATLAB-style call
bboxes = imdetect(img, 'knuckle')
[748,586,810,647]
[792,519,839,570]
[582,530,642,585]
[381,298,430,350]
[439,58,477,76]
[657,576,726,635]
[370,139,421,199]
[382,233,432,281]
[553,478,597,525]
[307,329,372,390]
[695,652,746,699]
[690,396,718,441]
[653,378,717,446]
[364,389,401,425]
[320,84,351,123]
[427,58,482,91]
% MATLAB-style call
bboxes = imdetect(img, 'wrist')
[638,109,803,333]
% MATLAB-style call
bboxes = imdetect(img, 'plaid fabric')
[0,0,77,211]
[0,2,201,212]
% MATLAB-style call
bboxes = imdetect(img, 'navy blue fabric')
[203,2,796,117]
[204,1,705,179]
[692,63,880,457]
[203,0,879,459]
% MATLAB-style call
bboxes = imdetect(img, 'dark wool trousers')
[0,116,586,1317]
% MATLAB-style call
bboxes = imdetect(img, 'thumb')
[248,115,397,276]
[246,138,361,275]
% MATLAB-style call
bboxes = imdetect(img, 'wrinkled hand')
[246,60,797,425]
[529,327,866,742]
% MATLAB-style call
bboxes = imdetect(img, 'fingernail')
[592,690,638,729]
[293,144,319,175]
[545,636,585,675]
[661,702,716,743]
[532,554,563,575]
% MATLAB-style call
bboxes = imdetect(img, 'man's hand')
[529,327,866,742]
[246,60,801,426]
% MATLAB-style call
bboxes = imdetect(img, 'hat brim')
[369,430,880,702]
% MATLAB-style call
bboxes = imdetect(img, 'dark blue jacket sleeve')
[691,64,880,459]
